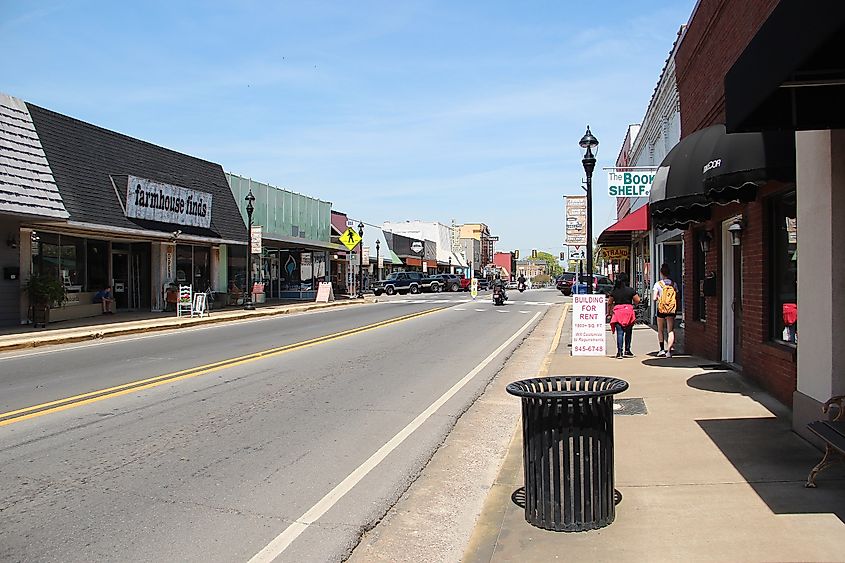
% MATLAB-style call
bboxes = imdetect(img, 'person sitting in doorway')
[93,286,114,314]
[228,280,243,306]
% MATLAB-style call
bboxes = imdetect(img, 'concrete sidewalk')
[0,297,371,352]
[465,318,845,561]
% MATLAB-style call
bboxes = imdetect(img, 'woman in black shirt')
[606,272,640,358]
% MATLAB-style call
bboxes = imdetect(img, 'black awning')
[650,124,794,228]
[702,125,795,203]
[649,126,719,230]
[725,0,845,132]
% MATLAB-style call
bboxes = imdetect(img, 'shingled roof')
[26,102,247,243]
[0,94,68,219]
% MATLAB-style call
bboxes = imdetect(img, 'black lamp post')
[357,221,365,298]
[579,126,599,294]
[375,238,381,282]
[448,255,452,274]
[244,189,256,310]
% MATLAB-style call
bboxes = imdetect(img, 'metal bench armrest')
[823,395,845,421]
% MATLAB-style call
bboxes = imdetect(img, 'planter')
[30,303,50,328]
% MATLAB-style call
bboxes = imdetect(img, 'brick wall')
[676,0,797,406]
[682,186,797,406]
[675,0,779,136]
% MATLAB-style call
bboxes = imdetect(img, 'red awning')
[598,204,649,245]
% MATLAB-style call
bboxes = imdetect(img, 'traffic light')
[560,251,566,260]
[531,249,538,259]
[513,249,519,259]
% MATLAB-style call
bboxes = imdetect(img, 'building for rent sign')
[572,294,607,356]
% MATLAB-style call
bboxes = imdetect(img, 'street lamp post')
[244,189,256,310]
[579,126,599,294]
[357,222,365,298]
[375,239,381,282]
[448,256,452,274]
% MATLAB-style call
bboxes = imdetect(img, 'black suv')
[431,274,462,292]
[372,272,440,295]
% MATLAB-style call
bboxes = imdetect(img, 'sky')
[1,0,696,256]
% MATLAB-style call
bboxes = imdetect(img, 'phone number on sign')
[573,345,604,353]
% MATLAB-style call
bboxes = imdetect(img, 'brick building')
[649,0,845,432]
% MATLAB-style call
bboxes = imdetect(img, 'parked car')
[506,281,518,289]
[556,272,577,295]
[477,278,490,290]
[431,274,462,292]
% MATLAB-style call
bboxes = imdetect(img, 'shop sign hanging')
[125,176,213,228]
[605,168,656,198]
[565,196,587,246]
[601,246,630,260]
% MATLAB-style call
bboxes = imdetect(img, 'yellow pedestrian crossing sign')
[341,227,362,251]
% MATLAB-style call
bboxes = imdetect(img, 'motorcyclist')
[493,276,507,300]
[517,273,526,290]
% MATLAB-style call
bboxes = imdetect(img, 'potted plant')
[23,273,66,327]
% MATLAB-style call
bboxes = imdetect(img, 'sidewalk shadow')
[697,417,845,523]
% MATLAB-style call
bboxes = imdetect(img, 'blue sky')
[1,0,695,256]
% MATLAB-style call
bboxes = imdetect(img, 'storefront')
[11,96,248,322]
[227,173,339,300]
[720,0,845,435]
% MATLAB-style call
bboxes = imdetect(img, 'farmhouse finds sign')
[126,176,213,228]
[606,169,656,198]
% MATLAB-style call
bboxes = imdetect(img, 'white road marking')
[454,308,467,311]
[247,312,544,562]
[519,310,530,314]
[496,310,509,313]
[474,309,486,312]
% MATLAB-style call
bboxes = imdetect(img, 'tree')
[534,251,563,277]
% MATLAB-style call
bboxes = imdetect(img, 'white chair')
[177,285,193,317]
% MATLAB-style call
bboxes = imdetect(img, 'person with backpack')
[653,263,678,357]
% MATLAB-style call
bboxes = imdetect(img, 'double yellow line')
[0,307,446,427]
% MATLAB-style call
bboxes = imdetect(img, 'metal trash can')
[506,375,629,532]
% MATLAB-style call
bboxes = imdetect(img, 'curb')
[0,297,373,353]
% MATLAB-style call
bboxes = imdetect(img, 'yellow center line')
[0,306,447,427]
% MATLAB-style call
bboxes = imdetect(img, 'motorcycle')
[493,285,506,306]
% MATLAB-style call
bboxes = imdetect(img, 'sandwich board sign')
[572,294,606,356]
[315,282,335,303]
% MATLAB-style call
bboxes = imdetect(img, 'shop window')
[31,232,61,283]
[193,246,210,292]
[228,245,247,291]
[60,236,85,289]
[175,245,193,285]
[86,240,109,291]
[693,230,706,321]
[770,190,797,344]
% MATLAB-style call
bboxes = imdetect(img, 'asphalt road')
[0,288,562,562]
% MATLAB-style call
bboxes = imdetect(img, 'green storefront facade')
[226,173,340,300]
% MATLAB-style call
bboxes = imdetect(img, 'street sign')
[362,247,370,262]
[410,241,423,254]
[567,246,587,261]
[340,227,362,251]
[422,261,428,273]
[572,294,606,356]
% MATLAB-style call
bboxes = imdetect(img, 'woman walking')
[607,272,640,359]
[653,263,678,357]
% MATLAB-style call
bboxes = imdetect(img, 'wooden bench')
[805,395,845,487]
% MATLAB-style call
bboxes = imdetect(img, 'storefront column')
[210,246,220,292]
[17,227,32,324]
[794,129,845,440]
[151,242,172,312]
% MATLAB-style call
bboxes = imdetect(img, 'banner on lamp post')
[250,226,262,254]
[565,196,587,246]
